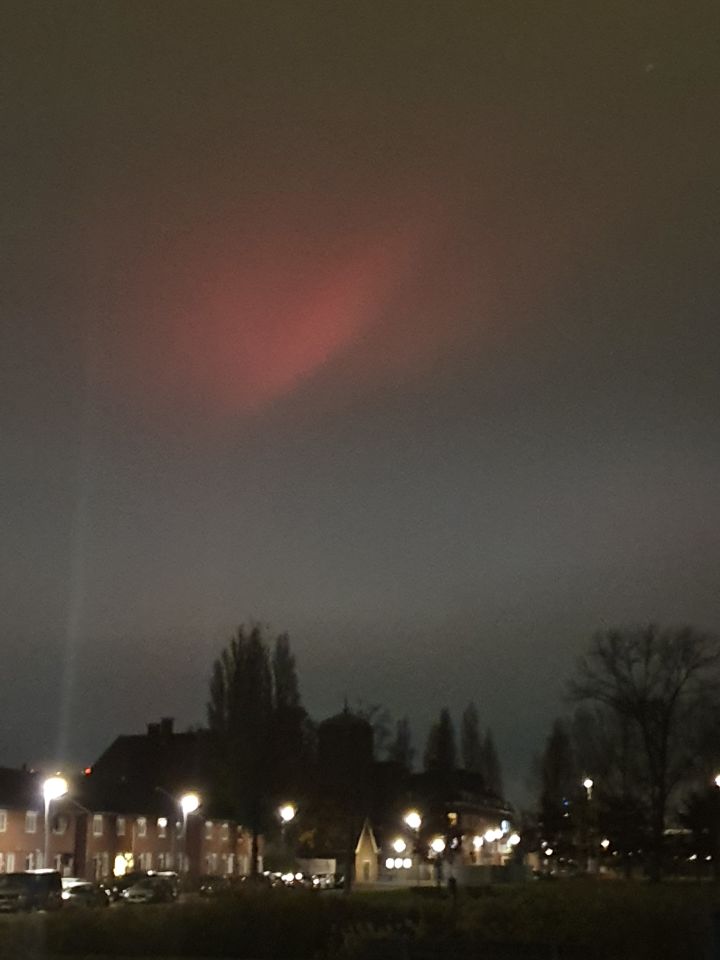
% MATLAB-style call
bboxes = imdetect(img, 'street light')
[582,777,594,800]
[279,803,296,824]
[278,803,297,868]
[403,810,422,884]
[404,810,422,831]
[392,838,407,854]
[43,776,68,869]
[180,792,201,875]
[430,836,445,854]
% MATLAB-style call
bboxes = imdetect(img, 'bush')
[0,882,717,960]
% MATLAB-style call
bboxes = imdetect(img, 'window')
[93,814,104,837]
[116,817,125,837]
[137,817,147,838]
[52,814,67,835]
[205,820,213,839]
[157,817,167,838]
[6,853,14,872]
[221,822,229,840]
[25,811,37,834]
[0,810,7,833]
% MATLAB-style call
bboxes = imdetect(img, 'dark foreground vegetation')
[1,884,720,960]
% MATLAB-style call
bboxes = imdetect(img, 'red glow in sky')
[98,200,450,418]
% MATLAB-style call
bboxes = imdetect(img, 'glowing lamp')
[43,776,68,803]
[279,803,296,823]
[404,810,422,831]
[180,792,200,815]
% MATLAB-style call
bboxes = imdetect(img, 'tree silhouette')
[461,702,483,773]
[569,624,720,879]
[388,716,414,770]
[424,708,457,772]
[208,623,303,876]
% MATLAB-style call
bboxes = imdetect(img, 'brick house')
[0,767,76,874]
[73,717,255,880]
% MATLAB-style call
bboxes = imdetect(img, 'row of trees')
[423,704,504,798]
[535,624,720,880]
[207,626,310,875]
[206,623,507,875]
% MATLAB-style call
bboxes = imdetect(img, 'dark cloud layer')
[2,1,720,802]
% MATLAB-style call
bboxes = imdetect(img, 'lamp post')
[582,778,595,873]
[180,792,200,875]
[279,803,296,826]
[403,810,422,886]
[42,776,68,870]
[278,803,296,868]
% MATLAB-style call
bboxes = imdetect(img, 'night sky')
[3,2,720,804]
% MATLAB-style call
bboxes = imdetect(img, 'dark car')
[121,876,175,904]
[154,870,180,899]
[61,878,111,908]
[0,871,63,912]
[102,870,149,901]
[199,874,232,897]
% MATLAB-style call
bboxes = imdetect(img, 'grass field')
[0,882,718,960]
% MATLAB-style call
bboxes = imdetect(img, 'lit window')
[116,817,126,837]
[0,810,7,833]
[157,817,167,838]
[447,812,458,826]
[93,814,103,837]
[221,822,229,840]
[384,857,394,870]
[6,853,15,872]
[25,811,37,834]
[205,821,213,839]
[137,817,147,838]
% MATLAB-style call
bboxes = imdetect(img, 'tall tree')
[207,623,276,876]
[271,633,308,798]
[538,719,578,858]
[482,728,504,798]
[388,716,414,770]
[461,702,483,773]
[272,632,300,710]
[423,708,457,772]
[569,624,720,879]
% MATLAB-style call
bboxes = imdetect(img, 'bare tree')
[569,624,720,879]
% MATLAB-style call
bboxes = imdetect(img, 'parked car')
[121,875,175,904]
[61,878,111,908]
[154,870,180,899]
[199,874,232,897]
[102,870,149,901]
[0,871,63,912]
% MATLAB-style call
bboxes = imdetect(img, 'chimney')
[160,717,174,738]
[147,722,160,738]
